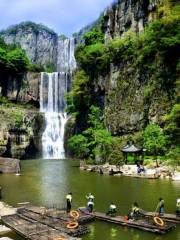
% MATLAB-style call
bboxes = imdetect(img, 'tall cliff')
[0,22,58,68]
[103,0,162,42]
[0,23,77,104]
[68,0,179,147]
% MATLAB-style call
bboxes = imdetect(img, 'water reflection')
[132,233,140,240]
[39,159,69,207]
[110,227,118,238]
[88,224,95,240]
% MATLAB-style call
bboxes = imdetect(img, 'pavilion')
[121,142,145,164]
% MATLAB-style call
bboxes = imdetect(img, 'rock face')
[103,0,162,42]
[0,107,44,159]
[104,62,173,135]
[4,72,40,105]
[0,22,58,68]
[0,157,20,173]
[74,0,175,136]
[0,70,44,159]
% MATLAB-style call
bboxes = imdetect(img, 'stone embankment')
[0,157,20,174]
[80,161,179,180]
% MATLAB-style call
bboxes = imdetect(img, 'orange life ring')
[69,210,80,219]
[54,237,66,240]
[153,216,164,227]
[66,221,79,229]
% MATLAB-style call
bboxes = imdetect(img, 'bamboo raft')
[1,205,177,238]
[24,206,94,224]
[79,208,176,234]
[1,205,93,240]
[1,214,79,240]
[145,212,180,224]
[16,207,89,237]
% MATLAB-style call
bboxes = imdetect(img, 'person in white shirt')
[87,199,94,213]
[107,202,117,216]
[86,193,95,202]
[66,192,72,213]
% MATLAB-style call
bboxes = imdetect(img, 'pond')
[0,159,180,240]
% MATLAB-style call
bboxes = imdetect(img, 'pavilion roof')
[121,144,142,153]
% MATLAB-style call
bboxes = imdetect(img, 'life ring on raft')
[153,216,164,227]
[54,236,66,240]
[70,210,80,219]
[66,221,79,229]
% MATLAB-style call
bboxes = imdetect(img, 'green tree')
[68,105,112,161]
[83,28,104,46]
[0,48,7,70]
[92,129,112,162]
[87,105,103,129]
[6,48,29,74]
[167,147,180,167]
[143,124,167,165]
[67,134,89,159]
[29,63,44,72]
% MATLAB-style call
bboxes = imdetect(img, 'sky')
[0,0,114,36]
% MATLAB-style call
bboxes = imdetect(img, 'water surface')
[0,159,179,240]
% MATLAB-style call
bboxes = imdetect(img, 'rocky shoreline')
[80,161,180,180]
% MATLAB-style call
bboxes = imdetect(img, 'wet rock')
[0,157,20,173]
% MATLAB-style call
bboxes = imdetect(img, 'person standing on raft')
[87,199,94,213]
[66,192,72,213]
[86,193,95,202]
[156,198,165,216]
[86,193,95,213]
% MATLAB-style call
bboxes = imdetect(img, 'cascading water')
[40,38,76,159]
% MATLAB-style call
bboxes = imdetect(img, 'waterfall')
[57,38,76,72]
[40,38,76,159]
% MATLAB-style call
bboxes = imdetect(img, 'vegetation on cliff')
[0,21,56,36]
[67,1,180,165]
[68,106,112,161]
[0,38,29,75]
